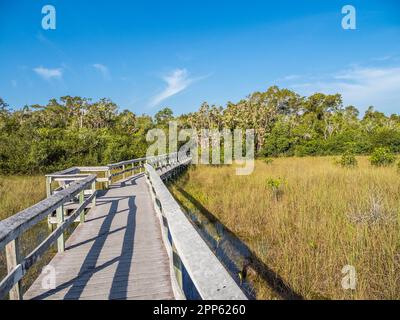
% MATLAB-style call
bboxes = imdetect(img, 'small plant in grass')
[339,151,358,168]
[369,147,396,167]
[266,177,286,200]
[348,194,396,225]
[264,158,274,165]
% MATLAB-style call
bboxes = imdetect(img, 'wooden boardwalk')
[24,174,174,300]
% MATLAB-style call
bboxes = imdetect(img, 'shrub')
[348,194,396,225]
[264,158,274,165]
[339,151,358,168]
[369,147,396,167]
[266,177,286,200]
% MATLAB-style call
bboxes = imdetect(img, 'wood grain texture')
[24,174,174,300]
[0,175,96,250]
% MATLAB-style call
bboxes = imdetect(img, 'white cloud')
[92,63,110,80]
[150,69,194,107]
[284,65,400,113]
[33,66,63,80]
[282,74,301,80]
[371,55,392,62]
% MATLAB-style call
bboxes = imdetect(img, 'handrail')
[0,153,184,300]
[108,157,148,168]
[145,162,247,300]
[0,175,96,250]
[44,153,184,192]
[1,152,237,300]
[0,175,96,299]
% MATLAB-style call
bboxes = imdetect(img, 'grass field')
[1,157,399,300]
[0,176,45,221]
[169,157,400,300]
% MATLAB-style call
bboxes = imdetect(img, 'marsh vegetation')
[169,157,400,299]
[0,176,80,297]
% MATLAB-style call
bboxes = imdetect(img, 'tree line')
[1,85,399,174]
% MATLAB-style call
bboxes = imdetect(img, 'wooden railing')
[44,153,178,197]
[0,152,246,300]
[145,159,248,300]
[0,152,183,300]
[0,175,96,300]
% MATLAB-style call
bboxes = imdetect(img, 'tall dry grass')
[0,176,45,221]
[0,176,54,296]
[170,157,400,300]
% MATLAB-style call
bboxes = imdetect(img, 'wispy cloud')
[33,66,63,80]
[371,55,393,62]
[282,64,400,113]
[11,80,17,88]
[150,68,197,107]
[282,74,301,81]
[92,63,110,80]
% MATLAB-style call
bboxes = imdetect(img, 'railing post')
[5,238,22,300]
[46,176,52,198]
[79,190,85,223]
[122,164,126,180]
[91,181,96,207]
[172,245,183,291]
[56,204,65,253]
[105,168,111,189]
[46,176,53,231]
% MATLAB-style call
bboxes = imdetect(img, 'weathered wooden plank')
[24,175,174,300]
[0,175,96,251]
[50,174,91,180]
[76,166,109,172]
[110,168,140,178]
[145,162,248,300]
[1,154,198,301]
[46,167,79,177]
[0,264,23,300]
[108,157,147,168]
[46,176,52,198]
[0,193,96,299]
[56,205,65,253]
[79,191,85,224]
[5,239,22,300]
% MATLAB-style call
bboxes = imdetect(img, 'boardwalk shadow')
[175,187,304,300]
[31,196,121,299]
[65,193,137,300]
[109,173,143,189]
[32,191,138,300]
[108,196,136,299]
[63,197,123,299]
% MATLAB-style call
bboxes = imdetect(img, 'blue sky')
[0,0,399,115]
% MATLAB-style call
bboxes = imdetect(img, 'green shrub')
[339,151,358,168]
[266,177,286,200]
[264,158,274,165]
[369,147,396,167]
